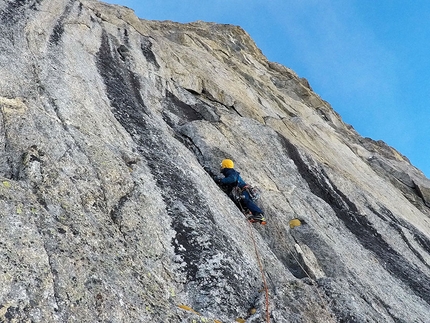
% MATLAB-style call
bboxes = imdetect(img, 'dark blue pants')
[240,190,263,215]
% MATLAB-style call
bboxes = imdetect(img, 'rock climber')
[215,159,266,225]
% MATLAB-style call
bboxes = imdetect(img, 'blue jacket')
[219,167,263,216]
[220,168,247,188]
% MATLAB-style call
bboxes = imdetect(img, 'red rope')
[247,220,270,323]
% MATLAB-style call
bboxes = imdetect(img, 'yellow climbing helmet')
[289,218,302,229]
[220,159,234,169]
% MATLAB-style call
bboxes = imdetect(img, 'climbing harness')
[230,186,243,202]
[231,184,261,203]
[246,185,261,200]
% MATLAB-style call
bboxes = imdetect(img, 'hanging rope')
[234,197,270,322]
[247,219,270,323]
[234,193,330,321]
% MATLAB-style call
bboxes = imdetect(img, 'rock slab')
[0,1,429,322]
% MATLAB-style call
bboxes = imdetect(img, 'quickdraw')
[231,185,261,202]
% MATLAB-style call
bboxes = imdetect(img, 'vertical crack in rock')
[370,205,430,271]
[50,22,65,46]
[49,1,74,45]
[109,186,135,240]
[41,233,62,315]
[97,30,149,116]
[23,201,63,319]
[163,90,219,126]
[163,90,204,127]
[413,230,430,256]
[0,108,15,179]
[141,35,160,68]
[96,29,255,316]
[372,295,406,323]
[278,133,430,305]
[175,133,205,168]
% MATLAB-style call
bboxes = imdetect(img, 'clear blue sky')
[102,0,430,178]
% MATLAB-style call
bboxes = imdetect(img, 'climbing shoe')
[248,214,267,225]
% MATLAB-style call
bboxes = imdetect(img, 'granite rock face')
[1,1,430,322]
